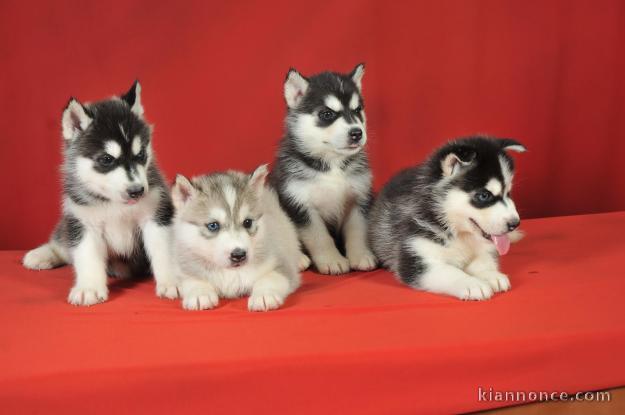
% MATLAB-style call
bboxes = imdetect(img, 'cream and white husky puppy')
[171,165,301,311]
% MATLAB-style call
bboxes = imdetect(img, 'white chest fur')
[206,268,257,298]
[178,253,275,299]
[65,191,159,256]
[287,167,360,223]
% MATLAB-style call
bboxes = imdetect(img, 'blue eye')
[206,222,220,232]
[474,190,494,203]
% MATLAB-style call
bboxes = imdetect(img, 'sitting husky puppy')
[368,136,526,300]
[171,165,301,312]
[269,64,377,275]
[22,81,178,305]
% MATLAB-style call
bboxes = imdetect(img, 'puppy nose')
[507,219,520,232]
[230,248,247,263]
[348,127,363,143]
[126,185,144,199]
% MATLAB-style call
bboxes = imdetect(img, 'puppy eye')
[243,218,253,229]
[97,154,115,167]
[319,108,337,121]
[135,149,147,162]
[206,222,220,232]
[354,106,362,113]
[474,190,494,203]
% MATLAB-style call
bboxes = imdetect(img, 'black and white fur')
[23,82,178,306]
[269,64,377,275]
[369,137,526,300]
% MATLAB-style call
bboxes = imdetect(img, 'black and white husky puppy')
[171,165,301,311]
[22,82,178,306]
[269,64,377,275]
[369,136,526,300]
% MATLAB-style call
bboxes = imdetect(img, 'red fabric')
[1,1,625,249]
[1,212,624,414]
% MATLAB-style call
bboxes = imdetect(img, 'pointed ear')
[441,150,476,177]
[121,80,144,118]
[284,69,309,109]
[350,63,365,91]
[62,98,92,141]
[171,174,195,210]
[499,138,527,153]
[249,164,269,193]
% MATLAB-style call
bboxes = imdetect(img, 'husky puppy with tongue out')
[368,136,526,300]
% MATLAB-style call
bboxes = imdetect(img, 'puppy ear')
[284,69,309,109]
[171,174,195,210]
[121,80,144,118]
[499,138,527,153]
[441,150,476,177]
[249,164,269,193]
[62,98,92,141]
[350,63,365,91]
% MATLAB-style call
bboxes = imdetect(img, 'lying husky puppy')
[269,64,377,275]
[171,165,301,311]
[23,81,178,305]
[369,136,526,300]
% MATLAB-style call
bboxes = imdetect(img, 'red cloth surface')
[1,211,624,414]
[1,0,625,249]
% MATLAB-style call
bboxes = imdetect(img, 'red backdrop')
[1,0,624,250]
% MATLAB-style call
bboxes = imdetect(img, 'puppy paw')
[182,287,219,311]
[454,277,494,301]
[313,253,350,275]
[23,245,62,270]
[347,249,378,271]
[298,253,311,271]
[68,285,109,306]
[248,292,285,312]
[156,282,180,299]
[479,271,511,293]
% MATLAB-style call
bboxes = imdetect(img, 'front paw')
[313,252,350,275]
[453,277,494,301]
[23,245,61,270]
[298,253,312,271]
[182,288,219,311]
[347,249,378,271]
[479,271,511,293]
[156,282,180,299]
[248,292,285,312]
[68,285,109,306]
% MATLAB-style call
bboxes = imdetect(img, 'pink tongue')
[491,234,510,255]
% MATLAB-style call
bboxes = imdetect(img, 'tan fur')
[172,166,301,312]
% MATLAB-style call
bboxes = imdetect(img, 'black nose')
[507,219,520,232]
[230,248,247,263]
[348,127,363,143]
[126,185,144,199]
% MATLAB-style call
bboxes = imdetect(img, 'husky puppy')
[23,82,178,305]
[171,165,301,312]
[369,136,526,300]
[269,64,377,275]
